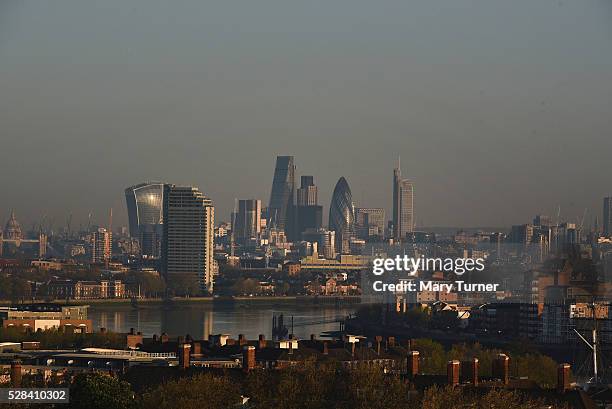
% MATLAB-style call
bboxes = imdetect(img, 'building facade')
[329,177,355,254]
[162,185,215,294]
[92,228,112,264]
[268,156,296,240]
[604,197,612,237]
[355,208,385,240]
[392,165,414,241]
[125,182,164,258]
[234,199,262,244]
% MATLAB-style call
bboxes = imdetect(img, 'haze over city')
[1,0,611,229]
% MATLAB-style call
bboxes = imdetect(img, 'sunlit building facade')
[125,182,164,258]
[162,185,215,294]
[392,166,414,240]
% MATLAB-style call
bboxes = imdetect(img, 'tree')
[139,373,241,409]
[70,373,134,409]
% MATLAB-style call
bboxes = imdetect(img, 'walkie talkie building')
[125,182,164,258]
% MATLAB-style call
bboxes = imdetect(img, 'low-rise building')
[0,304,92,333]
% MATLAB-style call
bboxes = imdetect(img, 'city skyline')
[1,0,611,230]
[1,156,610,234]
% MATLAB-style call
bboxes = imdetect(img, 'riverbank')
[0,295,362,307]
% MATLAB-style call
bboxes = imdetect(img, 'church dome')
[4,211,22,240]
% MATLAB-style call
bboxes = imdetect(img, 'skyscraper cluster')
[122,155,416,294]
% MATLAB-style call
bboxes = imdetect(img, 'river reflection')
[89,301,358,339]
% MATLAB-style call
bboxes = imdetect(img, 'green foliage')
[139,372,241,409]
[70,373,135,409]
[421,386,564,409]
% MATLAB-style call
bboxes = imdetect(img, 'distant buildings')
[233,199,261,245]
[162,185,215,294]
[3,211,22,240]
[0,211,47,258]
[296,176,322,239]
[297,175,317,206]
[92,227,112,264]
[125,182,164,258]
[48,279,127,300]
[268,156,296,240]
[302,228,336,259]
[392,163,414,240]
[355,208,385,240]
[329,177,355,254]
[604,197,612,237]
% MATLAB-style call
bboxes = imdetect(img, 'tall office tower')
[329,177,355,254]
[268,156,296,240]
[297,176,318,206]
[392,163,414,241]
[234,199,262,244]
[92,228,112,264]
[296,175,322,238]
[604,197,612,237]
[125,182,164,258]
[162,185,215,294]
[355,208,386,240]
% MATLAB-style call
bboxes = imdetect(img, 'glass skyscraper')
[125,182,164,258]
[392,165,414,241]
[296,175,322,239]
[234,199,262,244]
[329,177,354,254]
[268,156,295,240]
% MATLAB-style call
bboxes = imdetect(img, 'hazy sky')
[1,0,611,231]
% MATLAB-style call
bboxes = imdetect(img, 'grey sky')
[1,0,611,231]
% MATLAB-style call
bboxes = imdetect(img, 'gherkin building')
[329,177,354,254]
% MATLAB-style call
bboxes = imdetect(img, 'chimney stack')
[310,334,316,342]
[239,334,247,346]
[129,328,135,335]
[557,363,571,394]
[258,334,266,349]
[375,335,382,355]
[160,333,169,343]
[191,341,202,356]
[243,346,256,371]
[461,358,479,386]
[447,360,460,386]
[388,336,395,347]
[407,351,419,379]
[10,360,22,387]
[493,354,509,385]
[323,341,329,355]
[178,343,191,369]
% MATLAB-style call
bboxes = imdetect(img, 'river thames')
[89,301,358,340]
